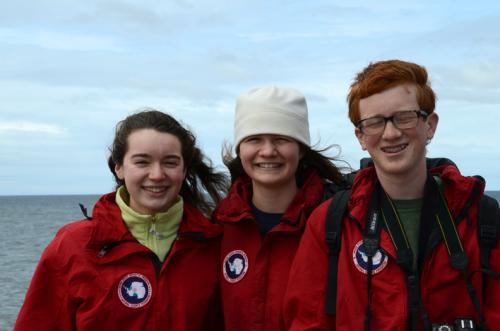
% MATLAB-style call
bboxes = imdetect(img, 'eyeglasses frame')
[356,110,429,135]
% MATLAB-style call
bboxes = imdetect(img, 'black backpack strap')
[325,189,351,314]
[322,173,355,201]
[428,177,469,271]
[454,193,500,331]
[430,179,500,331]
[425,157,456,168]
[478,194,500,270]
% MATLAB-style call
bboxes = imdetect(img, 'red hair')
[347,60,436,124]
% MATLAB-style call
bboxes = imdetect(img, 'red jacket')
[14,192,223,331]
[284,165,500,330]
[213,169,325,331]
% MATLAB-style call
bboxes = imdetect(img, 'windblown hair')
[221,142,346,187]
[347,59,436,125]
[108,109,229,216]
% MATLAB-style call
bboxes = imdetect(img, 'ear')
[181,163,188,182]
[355,127,367,151]
[115,164,125,180]
[425,112,439,140]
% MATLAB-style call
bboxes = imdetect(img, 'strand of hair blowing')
[181,145,229,217]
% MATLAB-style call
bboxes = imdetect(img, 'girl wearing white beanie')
[212,86,347,331]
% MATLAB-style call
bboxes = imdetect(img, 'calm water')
[1,192,499,330]
[0,195,100,331]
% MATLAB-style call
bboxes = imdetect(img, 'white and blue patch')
[223,250,249,283]
[352,240,388,275]
[118,273,152,308]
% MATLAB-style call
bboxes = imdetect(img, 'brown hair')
[347,59,436,125]
[108,109,229,216]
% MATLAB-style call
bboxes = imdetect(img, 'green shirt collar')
[115,186,183,261]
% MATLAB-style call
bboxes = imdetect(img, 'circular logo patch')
[352,240,388,275]
[118,273,152,308]
[223,250,249,283]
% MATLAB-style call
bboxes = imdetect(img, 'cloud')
[0,28,120,52]
[236,32,337,43]
[1,1,499,193]
[35,31,121,52]
[0,121,66,135]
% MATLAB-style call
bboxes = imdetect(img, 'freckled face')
[355,84,438,180]
[115,129,186,215]
[238,134,301,190]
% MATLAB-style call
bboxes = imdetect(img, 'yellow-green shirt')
[115,186,183,262]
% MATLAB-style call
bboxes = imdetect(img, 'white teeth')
[382,144,407,153]
[144,187,167,193]
[257,163,280,168]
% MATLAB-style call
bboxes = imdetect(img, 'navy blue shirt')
[250,201,283,235]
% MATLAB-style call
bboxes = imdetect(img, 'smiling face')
[238,134,302,191]
[115,129,186,215]
[355,84,438,181]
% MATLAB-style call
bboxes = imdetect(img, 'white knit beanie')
[234,86,310,149]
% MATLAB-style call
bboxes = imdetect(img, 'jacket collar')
[88,192,222,249]
[430,164,484,217]
[348,164,484,227]
[212,175,254,224]
[348,164,484,260]
[213,168,325,229]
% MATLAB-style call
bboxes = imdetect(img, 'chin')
[146,203,170,214]
[383,163,415,177]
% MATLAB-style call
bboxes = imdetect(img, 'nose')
[149,163,165,180]
[381,120,402,140]
[258,140,277,156]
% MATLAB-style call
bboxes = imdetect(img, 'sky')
[1,0,500,195]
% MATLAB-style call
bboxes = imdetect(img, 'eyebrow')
[130,154,182,160]
[163,155,182,161]
[130,153,150,158]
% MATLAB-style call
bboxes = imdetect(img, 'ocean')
[0,195,100,331]
[1,192,499,330]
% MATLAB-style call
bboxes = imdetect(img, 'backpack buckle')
[325,231,340,253]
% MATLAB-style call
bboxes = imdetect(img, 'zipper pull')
[149,216,166,239]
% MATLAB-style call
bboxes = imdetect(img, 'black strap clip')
[79,203,92,220]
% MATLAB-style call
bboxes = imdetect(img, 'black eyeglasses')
[356,110,429,136]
